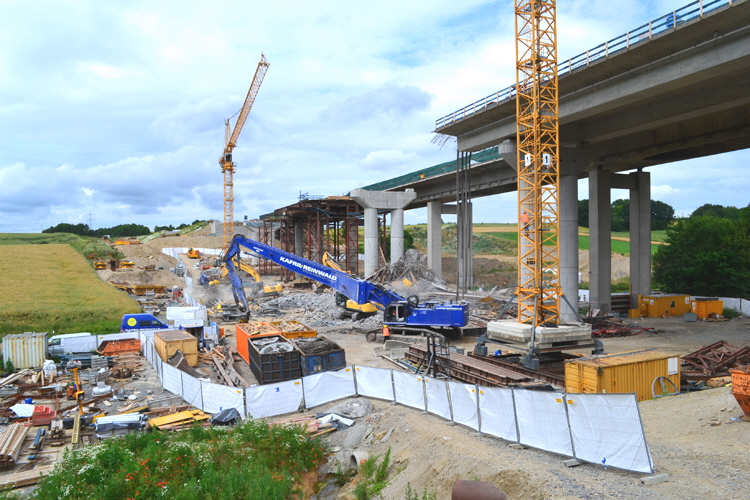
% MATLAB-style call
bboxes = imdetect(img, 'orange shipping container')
[235,323,282,364]
[565,349,681,401]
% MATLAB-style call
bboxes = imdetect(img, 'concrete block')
[390,348,407,360]
[640,474,670,486]
[510,443,527,449]
[373,346,384,357]
[564,459,581,467]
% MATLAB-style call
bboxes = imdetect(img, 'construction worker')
[382,324,391,342]
[521,210,530,232]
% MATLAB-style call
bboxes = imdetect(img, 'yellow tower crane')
[220,54,270,250]
[514,0,561,325]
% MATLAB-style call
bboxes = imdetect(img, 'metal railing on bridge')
[435,0,742,130]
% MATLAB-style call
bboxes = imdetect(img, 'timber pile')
[0,370,34,387]
[148,410,211,430]
[268,414,335,437]
[202,346,250,388]
[111,352,142,372]
[367,249,445,285]
[0,465,54,489]
[0,424,28,467]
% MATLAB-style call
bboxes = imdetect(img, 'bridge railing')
[435,0,738,130]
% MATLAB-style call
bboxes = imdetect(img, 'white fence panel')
[515,390,573,457]
[161,363,183,396]
[478,387,518,442]
[304,367,356,408]
[246,380,304,419]
[354,366,394,401]
[423,377,451,420]
[182,374,204,411]
[449,382,479,430]
[393,371,425,410]
[201,381,246,417]
[567,394,653,473]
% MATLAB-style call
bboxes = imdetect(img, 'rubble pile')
[367,249,445,285]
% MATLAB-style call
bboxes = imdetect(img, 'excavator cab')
[187,248,200,259]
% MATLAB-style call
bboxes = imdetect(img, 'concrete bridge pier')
[350,188,417,278]
[588,169,652,314]
[589,169,612,314]
[560,174,580,322]
[628,171,651,308]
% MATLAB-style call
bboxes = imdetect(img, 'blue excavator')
[223,235,469,333]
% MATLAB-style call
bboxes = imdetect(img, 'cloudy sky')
[1,0,746,233]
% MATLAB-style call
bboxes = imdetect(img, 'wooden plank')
[0,465,54,489]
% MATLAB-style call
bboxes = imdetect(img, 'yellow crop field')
[0,244,140,336]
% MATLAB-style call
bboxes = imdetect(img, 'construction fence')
[139,335,653,474]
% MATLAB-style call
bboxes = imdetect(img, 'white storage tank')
[2,332,48,369]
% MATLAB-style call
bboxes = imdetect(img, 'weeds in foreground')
[354,447,392,500]
[723,307,740,319]
[0,419,326,500]
[404,482,437,500]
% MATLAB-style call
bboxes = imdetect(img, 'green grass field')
[0,243,140,337]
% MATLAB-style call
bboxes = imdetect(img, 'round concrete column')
[363,207,379,277]
[390,209,405,264]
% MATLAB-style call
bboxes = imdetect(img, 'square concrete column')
[629,171,651,307]
[589,169,611,313]
[427,201,442,276]
[560,174,579,321]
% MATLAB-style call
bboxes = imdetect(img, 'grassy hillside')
[0,232,83,246]
[0,244,140,336]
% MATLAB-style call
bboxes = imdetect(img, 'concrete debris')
[366,249,446,285]
[327,398,373,419]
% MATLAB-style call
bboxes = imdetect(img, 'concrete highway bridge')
[351,0,750,319]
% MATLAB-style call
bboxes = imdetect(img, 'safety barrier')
[139,336,653,473]
[435,0,742,129]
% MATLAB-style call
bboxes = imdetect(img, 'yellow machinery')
[93,261,107,270]
[66,367,85,414]
[322,252,378,320]
[187,248,200,259]
[220,54,270,250]
[219,257,282,296]
[515,0,561,325]
[119,260,135,269]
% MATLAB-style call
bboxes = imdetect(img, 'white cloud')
[0,0,746,233]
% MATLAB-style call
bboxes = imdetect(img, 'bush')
[723,308,740,320]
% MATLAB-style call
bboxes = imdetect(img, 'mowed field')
[0,243,140,336]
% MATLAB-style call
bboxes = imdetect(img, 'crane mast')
[220,54,270,250]
[515,0,561,325]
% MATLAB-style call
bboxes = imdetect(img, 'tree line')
[653,203,750,298]
[578,199,675,231]
[42,220,205,238]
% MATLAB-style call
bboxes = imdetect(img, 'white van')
[48,332,94,356]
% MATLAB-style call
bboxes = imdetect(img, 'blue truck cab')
[121,313,169,332]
